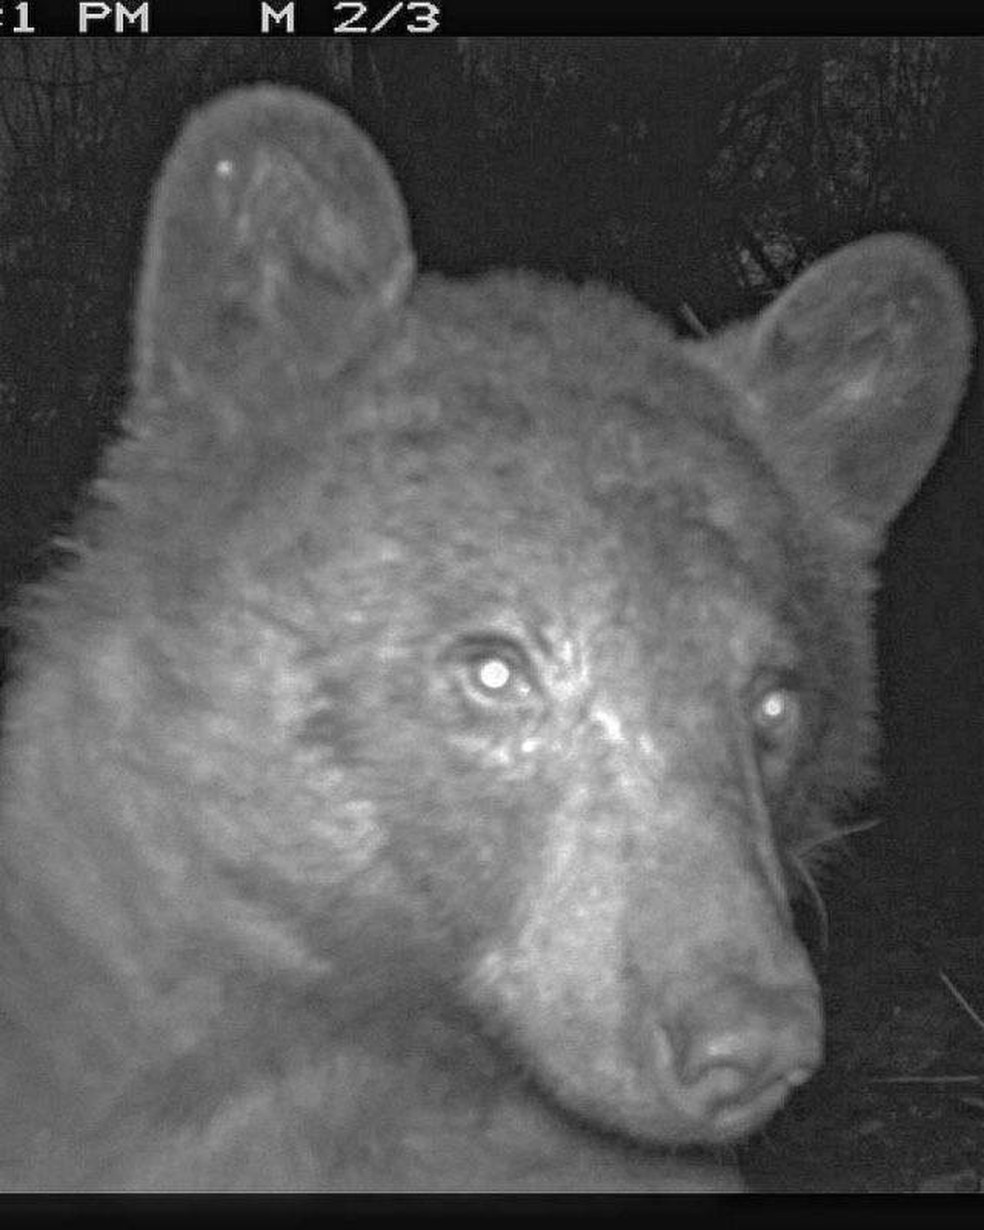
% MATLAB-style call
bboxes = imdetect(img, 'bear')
[0,86,971,1192]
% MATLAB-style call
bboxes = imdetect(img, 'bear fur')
[0,87,971,1191]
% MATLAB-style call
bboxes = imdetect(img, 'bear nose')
[649,978,823,1139]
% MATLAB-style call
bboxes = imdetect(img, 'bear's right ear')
[134,87,414,397]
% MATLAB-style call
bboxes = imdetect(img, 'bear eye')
[455,639,537,709]
[751,682,802,758]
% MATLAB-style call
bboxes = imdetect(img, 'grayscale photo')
[0,35,980,1194]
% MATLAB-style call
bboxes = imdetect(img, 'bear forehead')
[312,302,810,660]
[349,270,782,509]
[341,271,792,571]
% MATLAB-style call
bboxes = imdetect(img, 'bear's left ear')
[726,235,973,549]
[135,87,414,397]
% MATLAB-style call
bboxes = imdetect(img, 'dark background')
[0,36,980,1190]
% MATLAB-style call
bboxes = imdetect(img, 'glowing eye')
[469,650,533,702]
[476,656,513,692]
[759,689,789,724]
[452,639,538,708]
[752,685,801,750]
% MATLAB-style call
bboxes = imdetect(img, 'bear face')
[0,87,971,1191]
